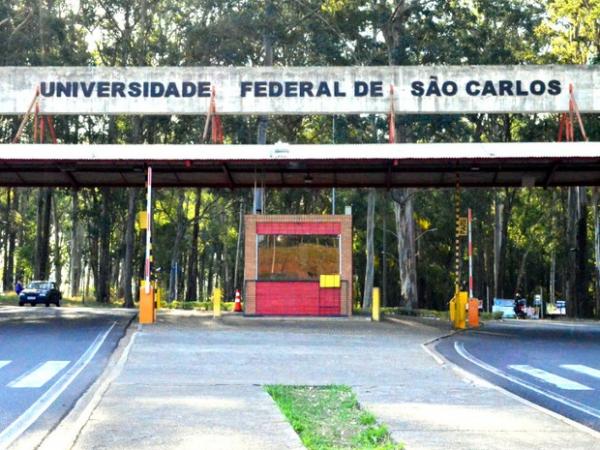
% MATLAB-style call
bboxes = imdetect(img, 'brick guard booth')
[244,215,352,316]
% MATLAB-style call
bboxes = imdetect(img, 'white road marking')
[8,361,70,388]
[0,360,11,369]
[561,364,600,380]
[454,342,600,420]
[0,321,117,449]
[508,365,592,390]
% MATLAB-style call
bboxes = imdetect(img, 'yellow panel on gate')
[137,211,148,230]
[320,274,340,288]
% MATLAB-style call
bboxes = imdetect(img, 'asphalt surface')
[435,319,600,432]
[0,306,135,449]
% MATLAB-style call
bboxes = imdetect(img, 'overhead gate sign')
[0,65,597,115]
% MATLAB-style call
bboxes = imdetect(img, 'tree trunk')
[168,190,186,301]
[199,249,206,300]
[185,189,202,301]
[123,188,137,307]
[233,198,244,293]
[549,190,558,304]
[514,247,531,296]
[2,188,11,290]
[566,187,588,317]
[381,198,388,307]
[6,190,18,291]
[206,247,214,296]
[35,188,52,280]
[550,250,556,303]
[69,189,82,297]
[96,188,111,303]
[52,191,62,288]
[493,189,514,299]
[493,195,504,299]
[593,188,600,319]
[576,187,589,316]
[363,189,376,309]
[392,189,418,309]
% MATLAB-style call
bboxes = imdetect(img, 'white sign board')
[0,66,597,115]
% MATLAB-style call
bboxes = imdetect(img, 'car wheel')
[45,302,50,307]
[18,302,24,306]
[56,300,60,307]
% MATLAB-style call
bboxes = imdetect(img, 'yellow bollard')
[154,285,161,310]
[139,281,155,324]
[372,287,380,322]
[449,296,456,323]
[454,291,468,329]
[213,288,223,318]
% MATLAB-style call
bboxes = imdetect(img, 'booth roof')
[0,142,597,188]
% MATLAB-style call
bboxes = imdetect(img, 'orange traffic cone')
[234,289,243,312]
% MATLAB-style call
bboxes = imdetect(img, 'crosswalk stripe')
[0,361,11,369]
[7,361,70,388]
[508,365,593,390]
[561,364,600,380]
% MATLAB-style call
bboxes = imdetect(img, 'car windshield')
[27,282,52,290]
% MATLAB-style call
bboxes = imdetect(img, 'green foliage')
[537,0,600,63]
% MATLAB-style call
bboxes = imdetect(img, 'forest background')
[0,0,599,318]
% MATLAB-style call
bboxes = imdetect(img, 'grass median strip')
[265,385,403,450]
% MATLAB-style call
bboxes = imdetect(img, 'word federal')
[240,81,384,98]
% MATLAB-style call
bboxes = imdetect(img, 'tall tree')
[69,189,82,297]
[123,188,137,308]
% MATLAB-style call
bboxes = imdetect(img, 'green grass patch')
[163,300,235,311]
[265,385,403,450]
[381,307,503,321]
[480,311,504,320]
[380,307,450,320]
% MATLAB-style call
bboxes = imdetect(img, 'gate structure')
[1,65,599,319]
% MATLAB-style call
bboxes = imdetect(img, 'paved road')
[435,320,600,432]
[0,306,135,449]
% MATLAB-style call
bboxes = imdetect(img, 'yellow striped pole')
[455,173,461,296]
[144,166,153,294]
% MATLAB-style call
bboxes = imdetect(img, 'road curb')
[37,315,138,450]
[422,333,600,441]
[383,314,455,332]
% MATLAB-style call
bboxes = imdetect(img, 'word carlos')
[411,78,562,97]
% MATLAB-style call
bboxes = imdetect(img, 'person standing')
[15,280,23,295]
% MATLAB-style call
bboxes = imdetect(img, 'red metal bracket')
[557,84,588,142]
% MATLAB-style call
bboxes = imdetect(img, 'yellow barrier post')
[449,295,456,323]
[154,281,161,310]
[213,288,222,318]
[139,280,155,324]
[454,291,468,329]
[372,287,380,322]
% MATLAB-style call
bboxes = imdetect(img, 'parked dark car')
[18,281,62,307]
